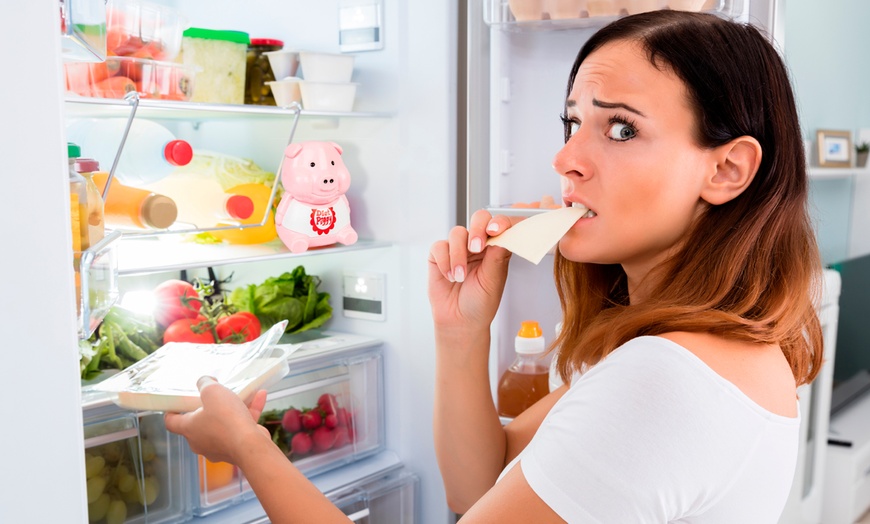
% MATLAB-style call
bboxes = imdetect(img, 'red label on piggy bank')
[309,207,337,235]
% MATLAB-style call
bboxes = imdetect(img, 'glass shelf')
[809,166,867,180]
[65,96,394,121]
[79,231,122,339]
[483,0,744,31]
[116,237,390,275]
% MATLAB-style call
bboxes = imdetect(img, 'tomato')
[163,316,215,344]
[215,312,261,343]
[153,279,203,327]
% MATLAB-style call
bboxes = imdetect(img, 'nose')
[552,133,589,181]
[321,178,335,185]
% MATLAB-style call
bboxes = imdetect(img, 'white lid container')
[299,51,355,83]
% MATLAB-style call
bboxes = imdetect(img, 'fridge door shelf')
[192,340,385,516]
[115,237,390,276]
[78,230,122,339]
[82,408,189,524]
[484,0,744,29]
[65,96,394,122]
[60,0,107,62]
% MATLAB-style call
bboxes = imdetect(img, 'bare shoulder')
[657,331,797,418]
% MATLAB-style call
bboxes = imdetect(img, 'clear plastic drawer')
[192,335,384,516]
[331,468,419,523]
[82,408,188,523]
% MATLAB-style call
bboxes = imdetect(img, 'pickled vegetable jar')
[246,38,283,105]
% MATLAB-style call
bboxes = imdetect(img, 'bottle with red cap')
[66,118,194,187]
[141,171,255,229]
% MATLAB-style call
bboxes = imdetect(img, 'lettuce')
[228,266,332,334]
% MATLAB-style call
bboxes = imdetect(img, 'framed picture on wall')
[817,130,852,167]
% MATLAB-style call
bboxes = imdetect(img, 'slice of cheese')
[486,206,587,264]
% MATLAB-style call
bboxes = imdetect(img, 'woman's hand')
[164,377,271,465]
[427,210,519,333]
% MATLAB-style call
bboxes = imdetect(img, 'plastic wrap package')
[94,321,295,412]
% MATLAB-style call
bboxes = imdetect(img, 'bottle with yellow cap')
[497,320,550,418]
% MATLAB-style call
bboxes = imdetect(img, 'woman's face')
[555,39,716,286]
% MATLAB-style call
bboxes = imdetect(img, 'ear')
[330,141,343,155]
[700,136,762,206]
[285,143,303,158]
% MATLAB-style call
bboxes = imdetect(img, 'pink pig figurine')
[275,141,358,253]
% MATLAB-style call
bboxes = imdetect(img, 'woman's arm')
[164,378,350,524]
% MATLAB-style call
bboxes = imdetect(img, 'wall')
[784,0,870,381]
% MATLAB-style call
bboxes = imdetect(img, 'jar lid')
[164,140,194,167]
[67,142,81,158]
[183,27,250,45]
[226,195,255,220]
[75,158,100,173]
[250,38,284,47]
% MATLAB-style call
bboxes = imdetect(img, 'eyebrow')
[565,98,647,118]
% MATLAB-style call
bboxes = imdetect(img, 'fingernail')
[197,376,218,391]
[454,266,465,283]
[470,237,482,253]
[446,271,455,283]
[486,222,499,234]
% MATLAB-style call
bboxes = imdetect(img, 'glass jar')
[245,38,283,105]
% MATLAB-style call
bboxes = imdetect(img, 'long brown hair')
[553,10,824,386]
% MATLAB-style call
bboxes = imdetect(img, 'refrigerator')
[1,1,831,523]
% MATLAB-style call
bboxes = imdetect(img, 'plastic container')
[80,406,187,524]
[141,172,256,229]
[211,183,278,244]
[92,171,178,230]
[267,77,303,108]
[193,334,384,516]
[264,49,300,81]
[182,27,250,104]
[299,81,358,112]
[299,51,354,83]
[106,0,187,61]
[66,118,193,187]
[497,320,549,418]
[74,158,106,249]
[64,57,197,101]
[245,38,284,105]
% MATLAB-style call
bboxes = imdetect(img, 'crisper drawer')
[82,408,188,524]
[331,468,419,524]
[193,341,384,516]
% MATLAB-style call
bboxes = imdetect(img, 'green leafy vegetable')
[81,306,162,380]
[227,266,332,334]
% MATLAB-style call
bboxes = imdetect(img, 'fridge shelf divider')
[65,95,395,121]
[266,373,350,402]
[83,426,139,449]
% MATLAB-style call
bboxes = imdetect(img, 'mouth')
[570,201,597,219]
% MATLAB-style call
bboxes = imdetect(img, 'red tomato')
[153,280,203,327]
[163,316,215,344]
[215,312,261,343]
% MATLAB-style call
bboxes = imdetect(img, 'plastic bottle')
[67,143,89,252]
[211,183,278,244]
[497,320,550,418]
[141,171,255,228]
[65,118,194,187]
[92,171,179,230]
[73,158,106,248]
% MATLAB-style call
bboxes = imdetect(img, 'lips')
[570,201,597,218]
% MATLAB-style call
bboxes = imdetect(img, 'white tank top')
[499,336,800,523]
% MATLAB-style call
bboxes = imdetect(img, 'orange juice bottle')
[497,321,549,418]
[92,171,179,230]
[68,143,88,314]
[211,183,278,244]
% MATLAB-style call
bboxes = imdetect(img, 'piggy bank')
[275,141,358,253]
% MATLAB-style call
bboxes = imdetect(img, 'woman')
[166,10,823,523]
